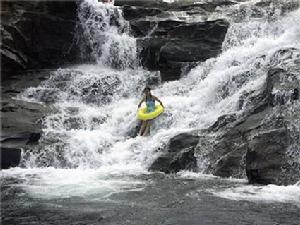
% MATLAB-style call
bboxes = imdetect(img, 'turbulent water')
[2,0,300,221]
[18,0,300,172]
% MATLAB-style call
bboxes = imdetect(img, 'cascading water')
[78,0,137,69]
[18,0,300,175]
[2,1,300,221]
[19,0,164,173]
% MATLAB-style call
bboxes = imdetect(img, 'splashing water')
[78,0,137,69]
[16,1,300,177]
[209,181,300,207]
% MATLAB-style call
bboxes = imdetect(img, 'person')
[137,87,164,136]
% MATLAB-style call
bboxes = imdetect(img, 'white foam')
[177,171,248,183]
[78,0,136,68]
[210,182,300,207]
[162,0,175,3]
[1,168,145,200]
[18,2,300,178]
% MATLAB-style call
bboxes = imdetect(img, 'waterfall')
[78,0,137,69]
[19,0,300,175]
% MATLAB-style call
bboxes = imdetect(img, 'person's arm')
[153,95,164,107]
[138,95,146,108]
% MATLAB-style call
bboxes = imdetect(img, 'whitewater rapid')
[20,0,300,171]
[2,0,300,204]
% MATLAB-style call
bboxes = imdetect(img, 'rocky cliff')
[119,0,231,81]
[1,0,80,79]
[151,48,300,185]
[1,0,80,168]
[1,0,300,187]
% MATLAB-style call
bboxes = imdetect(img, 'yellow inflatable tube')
[137,105,164,121]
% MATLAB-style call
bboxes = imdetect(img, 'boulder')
[246,129,291,185]
[120,1,230,81]
[1,70,53,169]
[1,132,41,148]
[1,0,80,79]
[245,54,300,185]
[1,148,21,169]
[194,48,300,184]
[135,19,229,81]
[150,133,199,173]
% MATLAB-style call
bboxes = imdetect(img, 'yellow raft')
[137,105,164,121]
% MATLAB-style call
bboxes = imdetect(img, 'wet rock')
[1,0,80,79]
[150,133,199,173]
[246,129,290,185]
[254,0,300,14]
[194,48,300,184]
[244,59,300,185]
[123,5,162,21]
[1,70,53,169]
[120,0,230,81]
[116,0,236,10]
[292,88,299,100]
[135,19,229,81]
[1,132,41,147]
[115,0,163,8]
[1,148,21,169]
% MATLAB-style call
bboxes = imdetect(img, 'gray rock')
[246,128,290,185]
[1,0,80,79]
[1,70,54,169]
[116,0,236,10]
[120,0,230,81]
[123,5,162,21]
[180,48,300,185]
[1,132,41,148]
[150,132,199,173]
[135,19,229,81]
[1,148,21,169]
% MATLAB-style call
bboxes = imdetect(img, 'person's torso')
[146,95,155,112]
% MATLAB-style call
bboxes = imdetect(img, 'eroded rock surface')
[199,49,300,185]
[1,0,80,79]
[150,133,199,173]
[152,48,300,185]
[1,70,53,169]
[121,1,229,81]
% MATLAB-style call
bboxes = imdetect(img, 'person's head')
[143,86,151,96]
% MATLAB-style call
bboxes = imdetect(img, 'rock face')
[196,48,300,185]
[150,133,199,173]
[150,48,300,185]
[1,70,53,169]
[1,0,80,79]
[1,148,21,169]
[122,3,229,81]
[245,64,300,185]
[1,0,80,168]
[138,20,229,81]
[115,0,236,10]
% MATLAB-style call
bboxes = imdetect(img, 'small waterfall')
[78,0,137,69]
[19,0,300,175]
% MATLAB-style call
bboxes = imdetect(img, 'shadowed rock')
[150,133,199,173]
[1,148,21,169]
[119,0,230,81]
[135,19,229,81]
[1,70,54,169]
[162,48,300,185]
[203,49,300,184]
[1,0,80,79]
